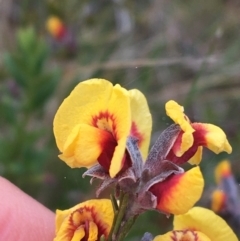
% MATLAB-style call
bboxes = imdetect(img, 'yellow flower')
[214,159,232,184]
[46,16,66,39]
[153,207,238,241]
[53,79,152,177]
[54,199,113,241]
[165,100,232,165]
[211,190,226,213]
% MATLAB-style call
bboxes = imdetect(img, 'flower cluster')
[53,79,236,241]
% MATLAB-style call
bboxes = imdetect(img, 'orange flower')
[54,199,113,241]
[46,16,67,40]
[53,79,152,178]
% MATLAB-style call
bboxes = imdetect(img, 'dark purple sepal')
[144,124,181,170]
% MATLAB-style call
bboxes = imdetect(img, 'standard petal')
[128,89,152,160]
[97,83,131,177]
[53,79,114,152]
[149,167,204,215]
[153,230,211,241]
[174,206,238,241]
[192,123,232,154]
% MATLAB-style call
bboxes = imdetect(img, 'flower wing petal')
[107,84,131,177]
[59,124,113,168]
[150,166,204,215]
[128,89,152,160]
[192,123,232,154]
[174,206,238,241]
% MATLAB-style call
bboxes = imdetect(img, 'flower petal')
[88,221,98,241]
[71,228,85,241]
[150,166,204,215]
[54,199,114,241]
[174,206,238,241]
[165,100,195,156]
[46,16,66,39]
[153,230,211,241]
[211,190,226,212]
[192,123,232,154]
[54,79,115,152]
[53,79,132,177]
[128,89,152,160]
[59,124,112,168]
[187,146,203,165]
[214,159,232,184]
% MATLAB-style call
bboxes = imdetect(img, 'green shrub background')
[1,0,240,239]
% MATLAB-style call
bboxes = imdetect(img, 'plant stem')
[112,193,129,240]
[116,215,137,241]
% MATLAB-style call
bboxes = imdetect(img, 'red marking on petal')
[172,230,199,241]
[68,206,109,240]
[149,173,182,208]
[92,111,119,172]
[120,151,132,173]
[191,123,208,146]
[98,131,117,172]
[130,122,144,145]
[92,111,117,139]
[55,25,67,40]
[166,127,206,165]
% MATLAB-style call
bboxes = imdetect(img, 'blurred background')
[1,0,240,239]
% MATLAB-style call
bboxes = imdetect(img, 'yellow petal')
[54,79,114,152]
[214,159,232,184]
[88,221,98,241]
[46,16,64,37]
[174,206,238,241]
[106,84,131,177]
[153,230,211,241]
[188,146,203,165]
[58,124,115,168]
[165,100,195,156]
[72,228,85,241]
[128,89,152,160]
[154,166,204,215]
[54,199,114,241]
[53,79,132,177]
[192,123,232,154]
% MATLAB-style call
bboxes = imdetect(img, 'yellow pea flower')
[54,199,113,241]
[53,79,152,177]
[153,207,238,241]
[165,100,232,165]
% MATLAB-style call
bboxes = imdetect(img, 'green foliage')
[0,27,60,195]
[4,27,60,111]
